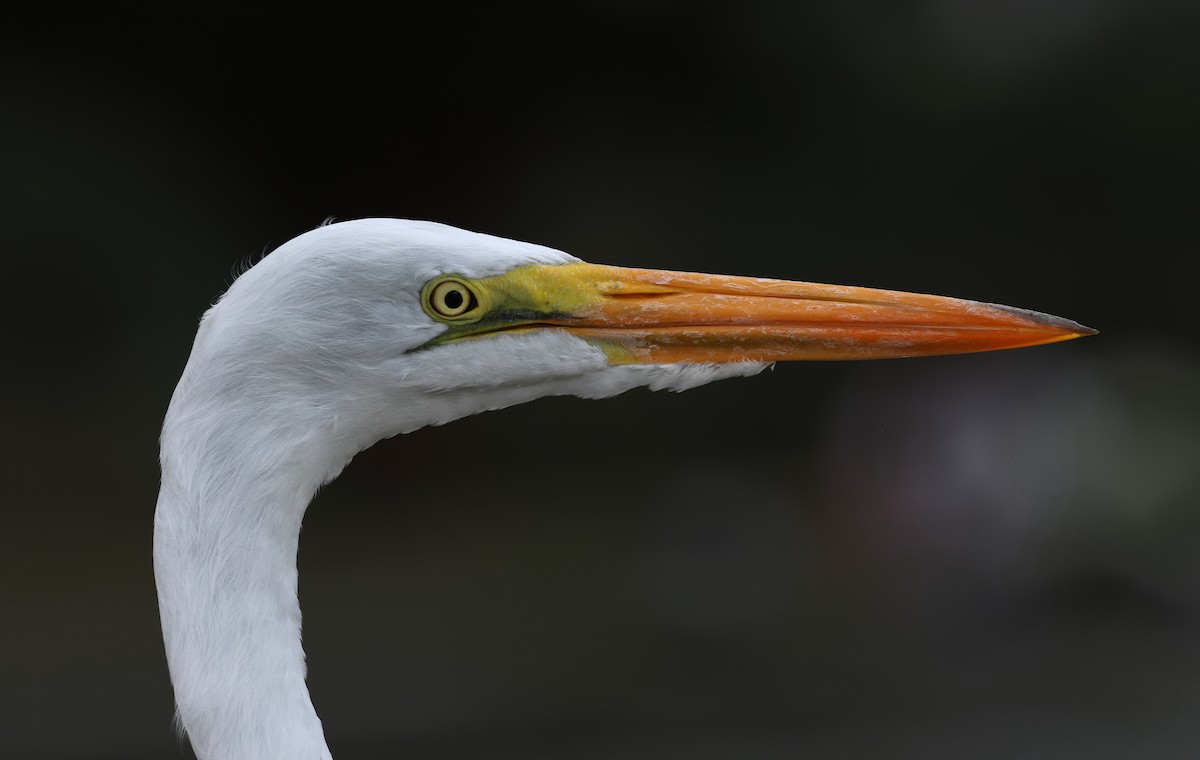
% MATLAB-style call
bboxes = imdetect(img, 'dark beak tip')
[1052,316,1098,338]
[1042,316,1098,338]
[996,303,1096,338]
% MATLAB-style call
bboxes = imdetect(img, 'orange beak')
[514,263,1095,363]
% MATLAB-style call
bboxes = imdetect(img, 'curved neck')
[154,386,342,760]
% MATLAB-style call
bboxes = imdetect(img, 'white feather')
[154,219,767,759]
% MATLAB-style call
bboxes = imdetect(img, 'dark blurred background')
[4,3,1200,758]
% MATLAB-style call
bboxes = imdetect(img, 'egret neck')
[154,337,364,760]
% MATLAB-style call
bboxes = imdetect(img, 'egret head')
[183,218,1093,458]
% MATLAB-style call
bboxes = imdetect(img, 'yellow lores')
[419,262,1095,364]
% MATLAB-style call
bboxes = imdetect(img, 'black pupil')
[443,289,464,310]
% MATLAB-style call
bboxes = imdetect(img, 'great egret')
[154,218,1093,759]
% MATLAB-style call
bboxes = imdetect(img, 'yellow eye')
[429,279,477,318]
